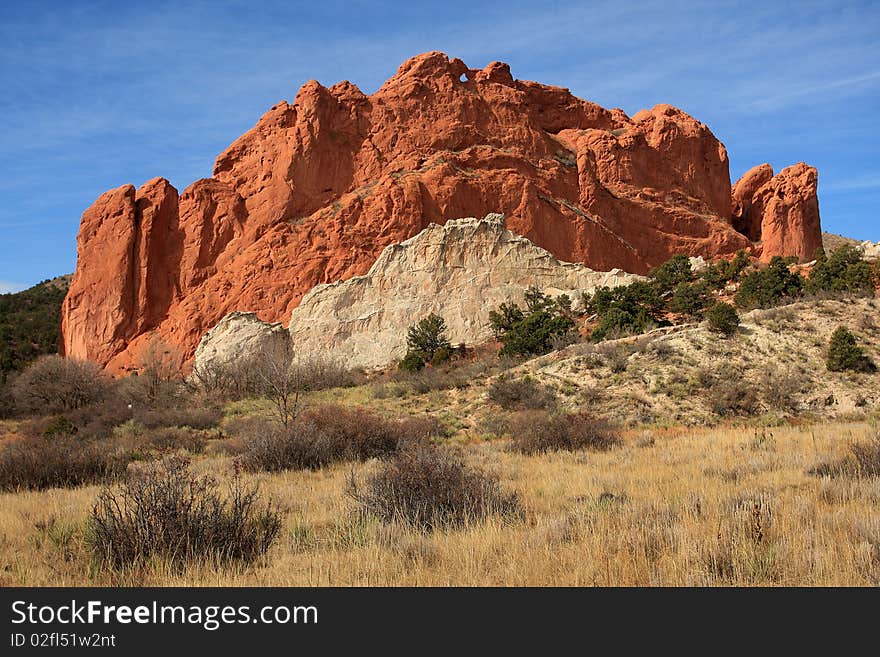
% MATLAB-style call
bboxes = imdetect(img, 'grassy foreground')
[2,420,877,586]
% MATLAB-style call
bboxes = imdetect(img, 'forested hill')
[0,275,70,375]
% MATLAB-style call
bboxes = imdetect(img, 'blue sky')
[1,0,878,293]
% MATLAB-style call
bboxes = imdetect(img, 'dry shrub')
[507,411,620,454]
[237,405,413,472]
[393,367,466,394]
[0,435,129,491]
[477,413,513,438]
[348,442,522,531]
[811,434,880,479]
[596,343,631,373]
[759,368,803,412]
[19,398,132,441]
[389,357,512,396]
[397,414,448,441]
[705,377,759,417]
[89,456,281,570]
[11,355,110,414]
[115,423,208,455]
[132,406,221,431]
[191,352,359,402]
[487,375,557,410]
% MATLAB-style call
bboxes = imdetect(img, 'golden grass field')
[2,419,877,587]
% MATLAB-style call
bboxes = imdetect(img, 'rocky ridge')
[61,52,823,372]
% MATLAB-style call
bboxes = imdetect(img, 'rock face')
[62,52,823,371]
[732,163,823,262]
[193,311,287,374]
[859,241,880,261]
[287,213,640,369]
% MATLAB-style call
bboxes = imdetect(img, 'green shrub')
[585,280,665,342]
[489,288,575,357]
[735,257,804,309]
[669,280,710,317]
[826,326,874,372]
[705,302,740,336]
[722,250,751,281]
[649,254,693,293]
[585,281,664,317]
[400,314,452,371]
[806,245,874,295]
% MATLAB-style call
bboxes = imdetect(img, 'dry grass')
[2,421,878,586]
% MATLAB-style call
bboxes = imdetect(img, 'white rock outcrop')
[287,214,642,369]
[859,240,880,261]
[193,311,288,373]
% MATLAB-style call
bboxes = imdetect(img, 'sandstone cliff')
[62,52,823,371]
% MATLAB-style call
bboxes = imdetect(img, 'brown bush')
[396,415,448,441]
[706,379,759,417]
[89,456,281,570]
[11,355,110,415]
[811,434,880,479]
[19,398,133,441]
[759,368,803,412]
[237,405,413,472]
[348,442,522,530]
[139,426,208,455]
[132,406,222,431]
[191,352,359,403]
[487,375,557,411]
[0,435,129,492]
[507,411,620,454]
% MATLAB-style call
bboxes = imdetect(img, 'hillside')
[0,276,70,375]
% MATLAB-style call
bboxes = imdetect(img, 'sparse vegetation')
[1,275,879,586]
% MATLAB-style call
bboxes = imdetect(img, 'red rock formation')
[61,52,823,371]
[732,163,822,262]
